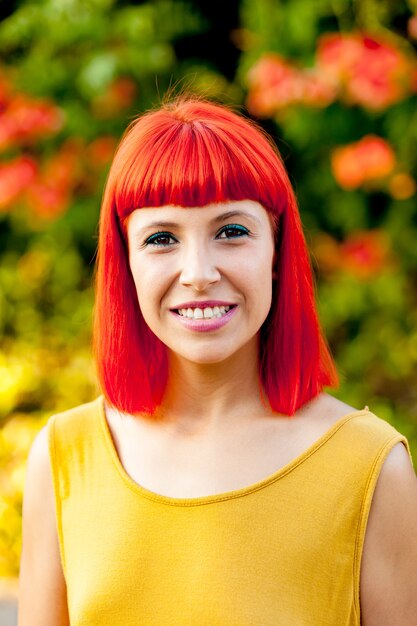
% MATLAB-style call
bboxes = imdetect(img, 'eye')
[216,224,250,239]
[144,232,177,247]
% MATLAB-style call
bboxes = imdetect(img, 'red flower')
[24,139,85,219]
[339,230,392,278]
[317,32,413,110]
[246,55,301,116]
[0,95,63,151]
[312,230,393,278]
[316,33,363,81]
[0,156,37,211]
[246,54,336,116]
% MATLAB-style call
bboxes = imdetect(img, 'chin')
[171,348,237,365]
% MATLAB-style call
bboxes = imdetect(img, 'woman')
[18,97,417,625]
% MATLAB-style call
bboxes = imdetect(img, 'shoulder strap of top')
[48,397,101,495]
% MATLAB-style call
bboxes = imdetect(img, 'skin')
[18,200,417,624]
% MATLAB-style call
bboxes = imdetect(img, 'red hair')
[93,96,339,417]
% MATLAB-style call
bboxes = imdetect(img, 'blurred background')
[1,0,417,606]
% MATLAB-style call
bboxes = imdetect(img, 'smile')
[170,305,238,332]
[176,305,233,319]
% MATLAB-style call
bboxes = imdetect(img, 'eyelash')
[143,224,251,248]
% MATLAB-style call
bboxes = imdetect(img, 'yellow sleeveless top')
[47,395,412,626]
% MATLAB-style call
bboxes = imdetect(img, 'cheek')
[129,262,163,314]
[244,254,274,312]
[238,252,274,286]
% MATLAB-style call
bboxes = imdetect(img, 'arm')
[18,424,70,626]
[360,442,417,626]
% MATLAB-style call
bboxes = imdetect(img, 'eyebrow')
[135,210,261,237]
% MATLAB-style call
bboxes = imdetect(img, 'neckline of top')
[96,395,370,507]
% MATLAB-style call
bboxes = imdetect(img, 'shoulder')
[19,424,70,624]
[22,395,103,533]
[314,394,407,443]
[367,441,416,528]
[360,441,417,625]
[21,424,54,533]
[23,421,59,525]
[363,440,416,539]
[301,392,359,427]
[25,423,51,489]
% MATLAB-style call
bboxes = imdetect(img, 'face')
[126,200,277,365]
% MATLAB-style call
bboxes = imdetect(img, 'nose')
[178,243,221,291]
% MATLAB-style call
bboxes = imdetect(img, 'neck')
[153,339,273,434]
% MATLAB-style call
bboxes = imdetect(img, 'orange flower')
[355,136,396,180]
[331,136,396,189]
[331,145,363,189]
[388,173,416,199]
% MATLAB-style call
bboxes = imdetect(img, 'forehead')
[126,200,274,234]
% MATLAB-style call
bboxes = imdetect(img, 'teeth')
[177,305,232,319]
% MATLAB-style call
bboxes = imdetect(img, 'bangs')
[108,104,287,233]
